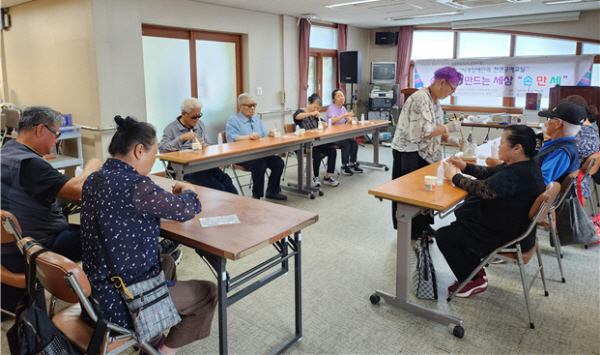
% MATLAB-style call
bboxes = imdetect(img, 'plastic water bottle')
[295,125,300,136]
[491,141,499,159]
[360,113,365,123]
[217,133,223,147]
[75,166,83,177]
[472,140,478,157]
[436,163,444,187]
[328,118,332,128]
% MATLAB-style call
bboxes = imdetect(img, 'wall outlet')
[256,87,263,96]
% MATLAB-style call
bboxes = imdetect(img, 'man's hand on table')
[172,182,196,195]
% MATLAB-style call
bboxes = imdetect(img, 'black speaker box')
[339,51,362,84]
[375,32,398,45]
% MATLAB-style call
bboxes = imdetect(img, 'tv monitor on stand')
[371,62,397,85]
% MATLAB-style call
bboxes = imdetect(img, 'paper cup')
[425,175,437,191]
[192,142,201,151]
[299,128,306,135]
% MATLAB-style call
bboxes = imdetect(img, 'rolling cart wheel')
[310,193,316,199]
[453,326,465,338]
[369,294,380,305]
[384,167,389,171]
[318,191,324,196]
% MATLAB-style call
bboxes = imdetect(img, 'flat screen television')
[371,62,397,85]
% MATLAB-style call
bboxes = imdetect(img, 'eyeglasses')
[186,112,203,120]
[41,124,61,138]
[241,103,257,108]
[445,79,456,93]
[547,117,560,122]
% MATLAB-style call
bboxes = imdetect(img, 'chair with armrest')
[1,210,27,317]
[2,108,20,144]
[448,182,560,329]
[17,237,159,355]
[538,169,580,283]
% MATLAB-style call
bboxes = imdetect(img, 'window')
[309,25,338,106]
[592,64,600,87]
[582,43,600,55]
[310,26,337,50]
[142,26,242,173]
[457,32,511,58]
[411,31,454,60]
[514,35,576,56]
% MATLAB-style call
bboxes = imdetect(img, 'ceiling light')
[544,0,599,4]
[386,11,464,20]
[326,0,400,9]
[451,11,580,29]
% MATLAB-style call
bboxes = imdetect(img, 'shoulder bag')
[411,231,438,300]
[91,174,181,343]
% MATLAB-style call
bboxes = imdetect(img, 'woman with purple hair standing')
[391,66,465,239]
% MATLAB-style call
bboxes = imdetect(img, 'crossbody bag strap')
[91,174,135,300]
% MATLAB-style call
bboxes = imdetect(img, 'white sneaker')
[312,176,321,187]
[323,176,339,186]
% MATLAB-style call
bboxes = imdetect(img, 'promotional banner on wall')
[414,55,595,98]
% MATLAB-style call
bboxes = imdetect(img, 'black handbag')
[91,173,181,343]
[555,194,597,246]
[6,240,78,355]
[412,231,438,300]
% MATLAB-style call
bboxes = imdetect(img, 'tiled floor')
[2,144,599,355]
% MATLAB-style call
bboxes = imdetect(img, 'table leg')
[270,231,303,355]
[217,256,228,355]
[372,204,462,329]
[170,162,185,181]
[283,143,321,199]
[357,128,389,171]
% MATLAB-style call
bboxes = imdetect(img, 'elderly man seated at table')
[159,97,238,194]
[225,93,287,200]
[0,106,101,310]
[534,102,584,185]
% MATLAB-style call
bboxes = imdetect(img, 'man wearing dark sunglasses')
[159,97,238,195]
[1,106,102,304]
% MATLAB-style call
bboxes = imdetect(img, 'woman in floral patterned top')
[81,116,217,354]
[391,66,464,238]
[563,95,600,202]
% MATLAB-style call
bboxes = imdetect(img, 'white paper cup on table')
[425,175,437,191]
[192,142,201,152]
[299,128,306,135]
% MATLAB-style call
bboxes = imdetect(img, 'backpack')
[6,241,78,355]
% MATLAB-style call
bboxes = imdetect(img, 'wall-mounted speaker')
[375,32,398,45]
[339,51,362,84]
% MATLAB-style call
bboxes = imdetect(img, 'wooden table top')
[150,176,319,260]
[461,122,510,128]
[155,120,390,165]
[368,161,468,211]
[307,120,390,139]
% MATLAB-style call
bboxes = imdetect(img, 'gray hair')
[561,120,581,137]
[181,98,203,113]
[17,106,64,133]
[238,93,253,105]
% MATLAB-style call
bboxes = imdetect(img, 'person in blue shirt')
[535,102,585,185]
[225,93,287,200]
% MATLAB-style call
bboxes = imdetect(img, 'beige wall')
[3,0,99,122]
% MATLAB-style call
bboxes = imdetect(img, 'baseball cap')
[538,102,586,125]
